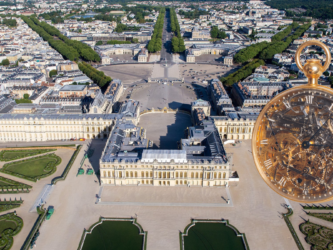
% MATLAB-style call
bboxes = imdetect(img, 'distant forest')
[266,0,333,20]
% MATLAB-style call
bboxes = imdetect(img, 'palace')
[99,118,238,187]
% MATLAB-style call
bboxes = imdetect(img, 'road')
[160,9,174,65]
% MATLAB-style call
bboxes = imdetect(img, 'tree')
[218,30,227,39]
[23,94,29,99]
[324,71,329,77]
[328,76,333,86]
[1,59,9,66]
[96,41,103,46]
[172,37,179,53]
[49,70,57,78]
[210,26,218,38]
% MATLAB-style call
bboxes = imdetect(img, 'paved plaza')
[100,64,153,85]
[139,113,192,149]
[100,185,232,207]
[180,63,239,84]
[126,82,198,111]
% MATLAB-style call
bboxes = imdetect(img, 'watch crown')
[295,40,331,85]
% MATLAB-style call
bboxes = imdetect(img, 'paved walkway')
[98,201,232,207]
[29,184,54,212]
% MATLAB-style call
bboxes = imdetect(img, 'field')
[81,221,144,250]
[0,149,56,161]
[183,222,246,250]
[0,154,61,182]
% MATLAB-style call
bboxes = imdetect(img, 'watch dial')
[253,85,333,202]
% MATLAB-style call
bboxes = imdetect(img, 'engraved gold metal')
[295,40,331,85]
[252,40,333,203]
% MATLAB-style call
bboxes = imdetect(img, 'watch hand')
[308,115,331,142]
[287,166,318,182]
[267,118,282,152]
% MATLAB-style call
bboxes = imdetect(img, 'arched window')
[218,173,221,178]
[176,172,179,177]
[108,171,111,177]
[130,171,133,177]
[214,173,217,178]
[200,173,203,178]
[141,171,144,177]
[191,172,194,178]
[126,171,129,177]
[135,172,138,177]
[223,172,226,179]
[195,172,199,178]
[159,172,161,178]
[184,172,187,178]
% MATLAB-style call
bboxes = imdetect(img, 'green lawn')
[0,149,56,161]
[0,220,16,236]
[0,154,61,182]
[82,221,144,250]
[5,157,56,177]
[184,222,246,250]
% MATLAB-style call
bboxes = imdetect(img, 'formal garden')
[79,218,147,250]
[308,212,333,223]
[0,212,23,250]
[180,220,248,250]
[300,221,333,249]
[0,176,32,194]
[0,154,61,182]
[0,200,23,213]
[0,149,56,162]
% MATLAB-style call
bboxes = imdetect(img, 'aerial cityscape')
[0,0,333,249]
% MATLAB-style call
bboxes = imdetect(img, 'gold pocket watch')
[252,40,333,203]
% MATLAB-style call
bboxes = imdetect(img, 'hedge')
[0,212,24,250]
[21,206,46,250]
[283,208,304,250]
[0,176,32,194]
[0,200,23,213]
[51,145,82,185]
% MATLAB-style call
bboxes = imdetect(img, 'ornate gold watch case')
[252,40,333,203]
